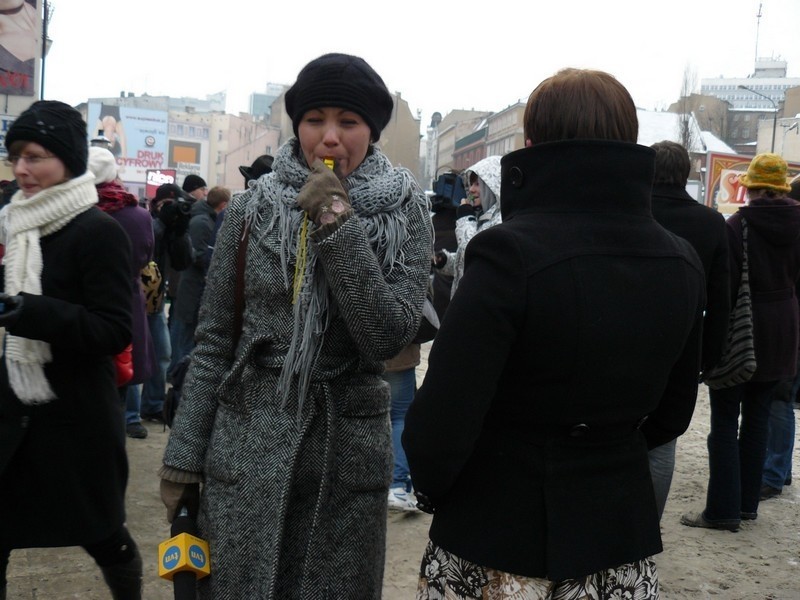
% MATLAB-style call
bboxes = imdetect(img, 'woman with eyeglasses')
[0,101,142,599]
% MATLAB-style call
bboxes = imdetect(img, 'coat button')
[20,416,30,428]
[569,423,589,437]
[509,166,524,188]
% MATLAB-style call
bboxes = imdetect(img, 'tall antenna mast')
[754,2,763,66]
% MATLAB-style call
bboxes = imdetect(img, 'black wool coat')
[730,198,800,381]
[0,207,133,548]
[651,184,731,373]
[403,140,706,581]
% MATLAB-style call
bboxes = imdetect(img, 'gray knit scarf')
[244,139,428,413]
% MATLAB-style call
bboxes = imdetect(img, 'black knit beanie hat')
[182,174,207,193]
[285,53,394,143]
[6,100,88,177]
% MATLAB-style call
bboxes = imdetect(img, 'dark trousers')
[0,526,138,586]
[705,381,777,519]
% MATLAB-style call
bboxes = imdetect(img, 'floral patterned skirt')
[416,540,659,600]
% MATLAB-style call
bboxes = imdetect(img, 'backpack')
[140,260,164,315]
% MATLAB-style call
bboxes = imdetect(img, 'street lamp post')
[738,84,778,153]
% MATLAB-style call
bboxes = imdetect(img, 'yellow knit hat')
[739,153,792,192]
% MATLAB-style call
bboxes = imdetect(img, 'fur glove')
[296,159,352,225]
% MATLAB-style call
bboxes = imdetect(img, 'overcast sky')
[44,0,800,134]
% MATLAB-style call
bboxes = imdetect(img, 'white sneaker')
[388,486,419,512]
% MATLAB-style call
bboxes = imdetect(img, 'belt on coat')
[527,416,648,441]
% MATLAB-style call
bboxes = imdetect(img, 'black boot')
[100,548,143,600]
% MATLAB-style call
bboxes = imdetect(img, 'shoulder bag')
[702,218,757,389]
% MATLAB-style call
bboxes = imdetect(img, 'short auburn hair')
[523,68,638,144]
[207,186,231,210]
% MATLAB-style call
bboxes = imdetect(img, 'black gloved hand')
[159,202,191,237]
[456,203,477,220]
[432,250,447,269]
[0,293,24,327]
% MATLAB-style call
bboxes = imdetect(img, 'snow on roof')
[637,109,704,153]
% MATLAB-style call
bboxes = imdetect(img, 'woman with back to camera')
[403,68,706,599]
[88,146,157,439]
[682,154,800,531]
[159,53,432,599]
[0,101,139,599]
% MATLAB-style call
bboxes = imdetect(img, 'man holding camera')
[168,184,230,375]
[136,183,193,429]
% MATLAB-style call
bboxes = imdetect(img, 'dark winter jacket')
[0,208,133,548]
[729,198,800,381]
[651,183,731,373]
[173,199,217,324]
[151,210,192,298]
[404,140,705,581]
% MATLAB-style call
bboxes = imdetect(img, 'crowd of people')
[0,53,798,600]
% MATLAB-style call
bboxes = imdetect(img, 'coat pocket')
[337,413,393,492]
[204,404,245,484]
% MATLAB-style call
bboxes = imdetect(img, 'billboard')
[168,137,207,187]
[0,0,37,96]
[145,169,177,200]
[704,151,800,215]
[86,102,169,184]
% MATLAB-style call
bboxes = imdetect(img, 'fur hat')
[182,174,207,193]
[5,100,88,177]
[87,146,118,184]
[239,154,273,183]
[739,153,792,193]
[285,53,393,143]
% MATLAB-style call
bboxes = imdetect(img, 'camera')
[176,196,193,215]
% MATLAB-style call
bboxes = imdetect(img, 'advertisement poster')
[86,102,169,184]
[0,0,37,96]
[145,168,177,200]
[704,151,800,215]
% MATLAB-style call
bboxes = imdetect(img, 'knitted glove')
[160,479,200,523]
[0,293,24,327]
[296,159,351,226]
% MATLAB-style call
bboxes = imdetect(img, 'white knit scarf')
[0,172,98,404]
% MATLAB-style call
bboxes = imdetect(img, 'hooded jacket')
[727,197,800,381]
[436,155,502,298]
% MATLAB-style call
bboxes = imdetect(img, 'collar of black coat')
[651,183,696,203]
[500,140,655,221]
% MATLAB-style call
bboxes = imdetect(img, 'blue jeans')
[384,367,416,489]
[648,438,676,521]
[141,311,171,416]
[705,382,776,519]
[762,375,798,489]
[125,385,142,425]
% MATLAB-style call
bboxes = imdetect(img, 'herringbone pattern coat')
[163,147,431,599]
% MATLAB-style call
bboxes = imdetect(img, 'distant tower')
[754,2,762,66]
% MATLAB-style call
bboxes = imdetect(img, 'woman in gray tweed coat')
[159,53,432,599]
